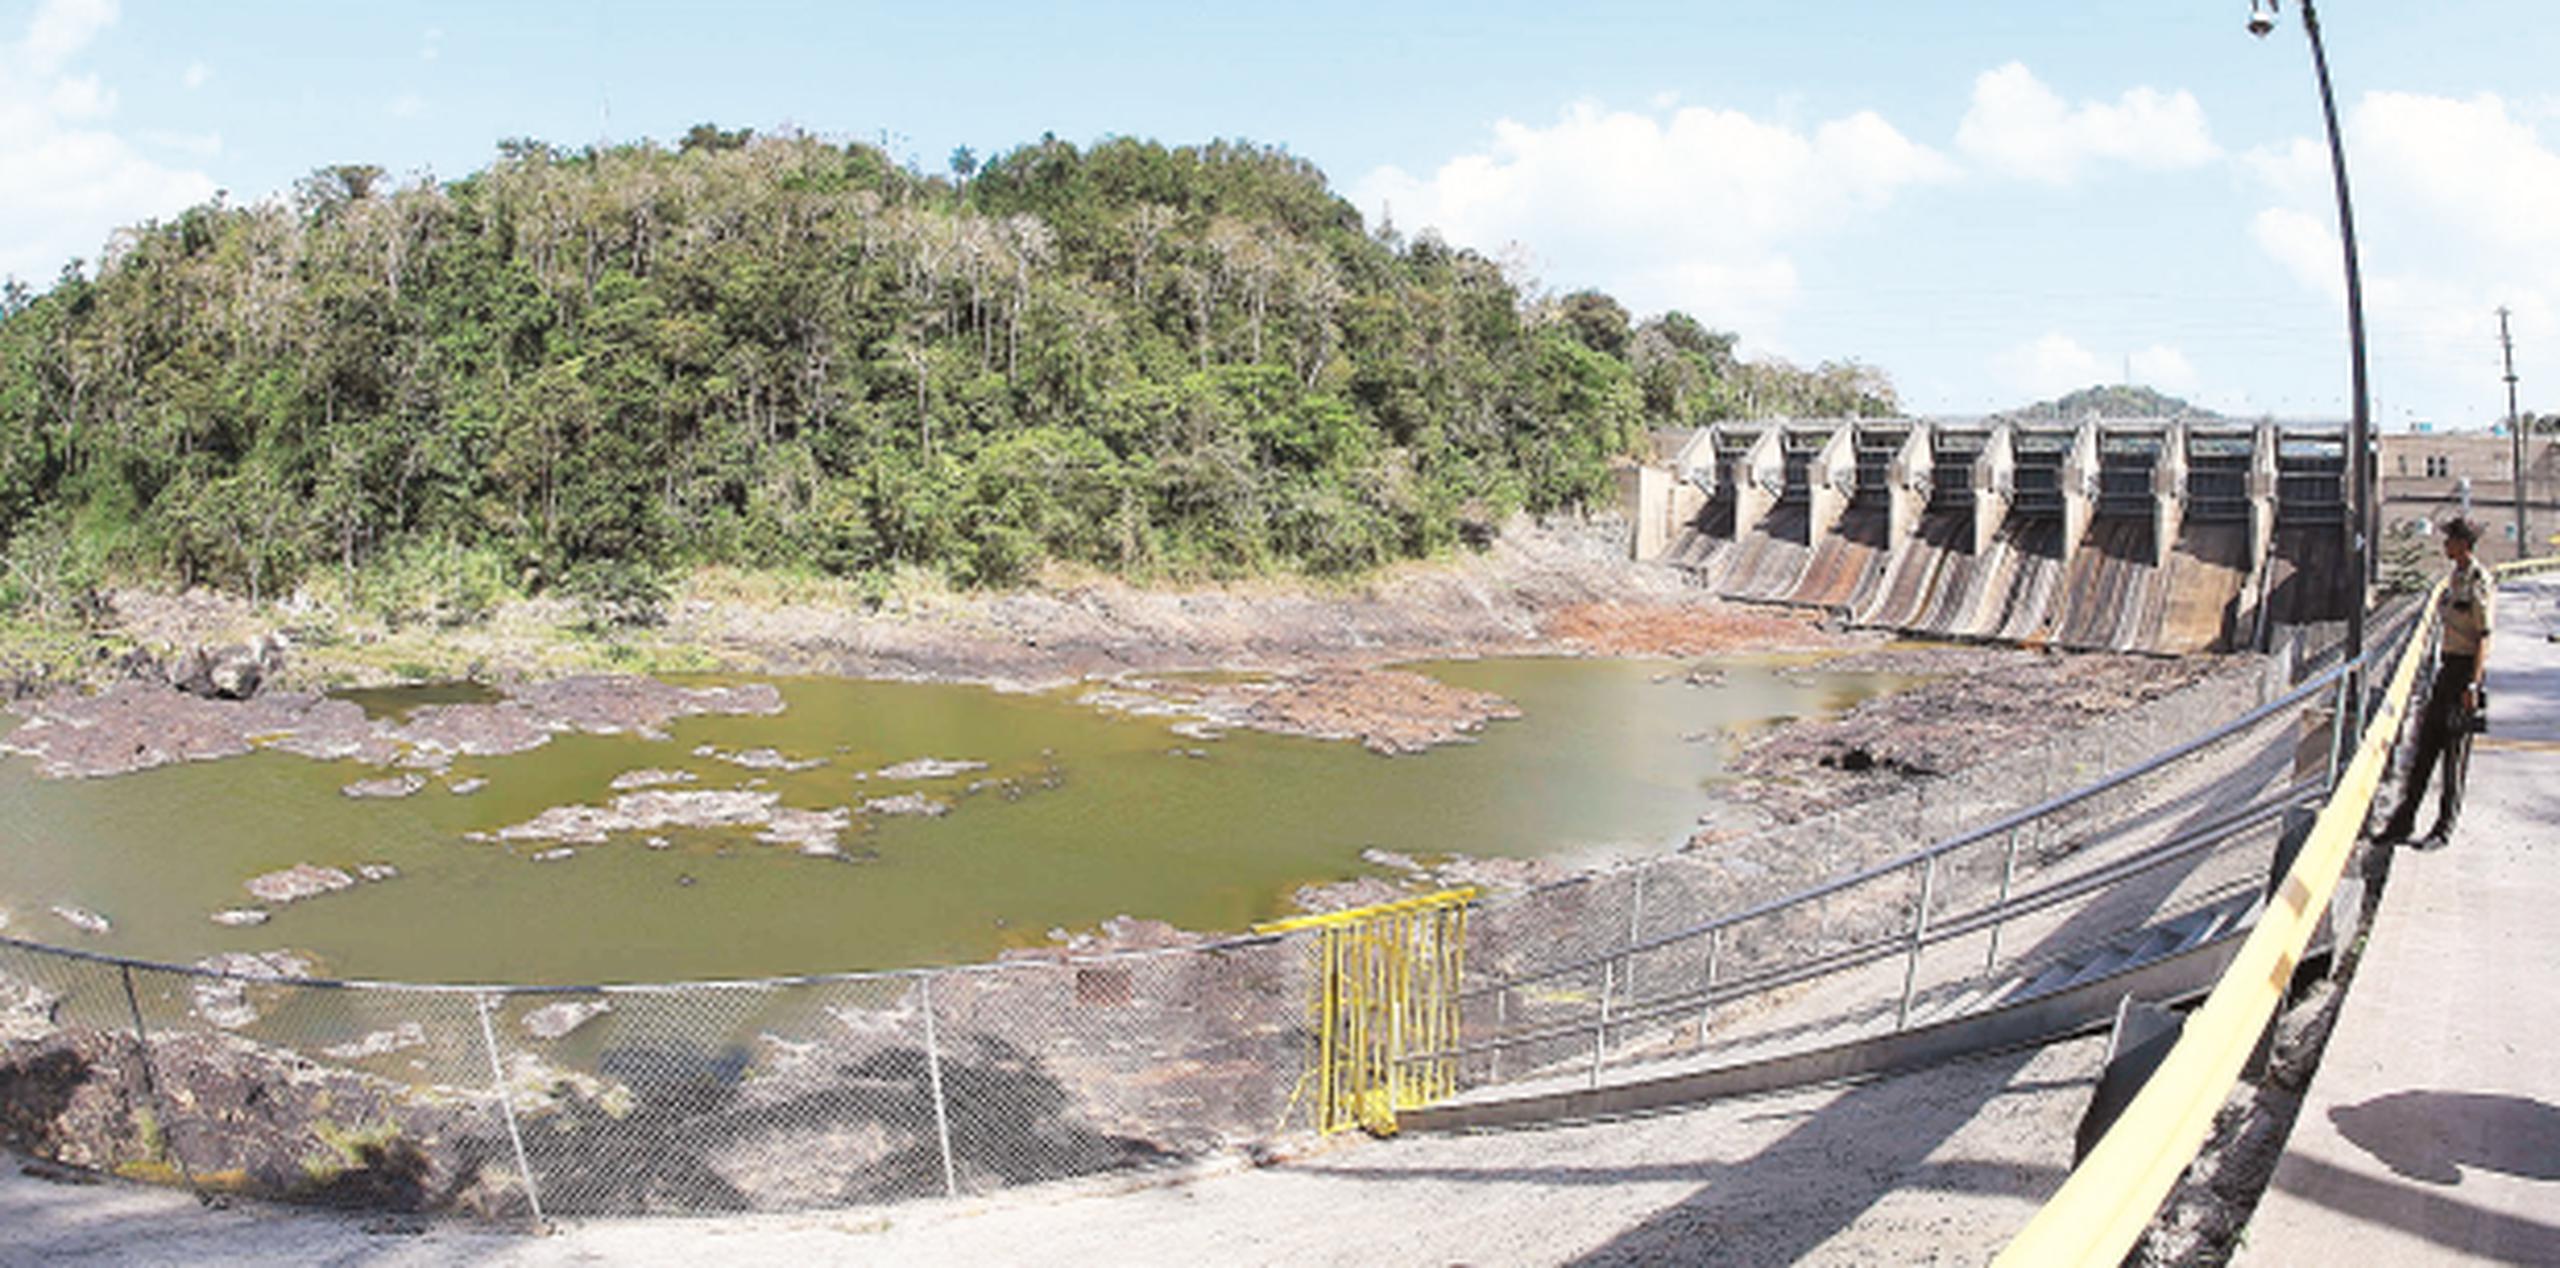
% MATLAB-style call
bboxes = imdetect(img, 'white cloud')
[2129,344,2198,393]
[138,128,221,160]
[1957,62,2220,185]
[0,0,216,284]
[419,26,442,62]
[18,0,112,72]
[1992,333,2103,401]
[1355,99,1954,340]
[2246,91,2560,426]
[388,92,427,119]
[180,59,207,89]
[1990,335,2198,402]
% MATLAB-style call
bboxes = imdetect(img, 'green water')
[0,657,1911,984]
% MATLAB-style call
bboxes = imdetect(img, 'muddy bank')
[0,676,783,780]
[23,518,1843,699]
[1718,647,2229,826]
[683,520,1851,687]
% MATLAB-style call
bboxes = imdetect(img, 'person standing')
[2377,516,2495,849]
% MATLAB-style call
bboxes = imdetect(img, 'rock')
[342,773,427,799]
[644,836,672,849]
[320,1021,428,1061]
[209,908,270,927]
[355,863,400,883]
[859,792,948,818]
[530,848,576,863]
[244,863,356,905]
[207,649,265,701]
[171,642,274,701]
[448,777,489,796]
[756,805,853,854]
[608,767,697,791]
[190,950,317,1028]
[699,746,825,772]
[864,757,988,781]
[49,905,111,936]
[521,998,610,1040]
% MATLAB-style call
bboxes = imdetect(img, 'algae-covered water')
[0,657,1912,983]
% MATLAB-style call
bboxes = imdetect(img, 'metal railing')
[1439,629,2414,1096]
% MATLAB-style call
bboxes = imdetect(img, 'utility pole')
[2501,306,2525,560]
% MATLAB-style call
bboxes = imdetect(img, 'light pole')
[2252,0,2368,708]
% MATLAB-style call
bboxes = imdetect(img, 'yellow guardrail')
[1997,556,2558,1265]
[1258,887,1476,1135]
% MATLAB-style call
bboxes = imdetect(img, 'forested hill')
[1998,384,2218,422]
[0,129,1894,613]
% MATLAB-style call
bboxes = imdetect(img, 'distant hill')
[1998,385,2219,422]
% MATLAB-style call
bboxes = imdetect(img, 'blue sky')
[5,0,2555,427]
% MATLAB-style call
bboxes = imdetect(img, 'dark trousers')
[2387,654,2477,838]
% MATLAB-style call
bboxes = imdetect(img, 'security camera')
[2247,2,2279,36]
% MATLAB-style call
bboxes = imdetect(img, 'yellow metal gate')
[1256,887,1476,1135]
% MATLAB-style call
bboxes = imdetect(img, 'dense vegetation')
[0,128,1895,619]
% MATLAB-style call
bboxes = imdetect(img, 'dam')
[1638,417,2358,654]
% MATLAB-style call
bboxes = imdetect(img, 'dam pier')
[1631,417,2360,655]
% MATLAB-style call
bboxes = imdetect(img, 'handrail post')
[1986,828,2021,975]
[1588,960,1613,1087]
[1896,855,1938,1031]
[1696,928,1722,1049]
[1623,870,1647,1010]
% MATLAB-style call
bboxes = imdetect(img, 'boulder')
[244,863,356,905]
[49,905,111,936]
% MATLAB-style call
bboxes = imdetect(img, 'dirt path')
[0,1032,2100,1267]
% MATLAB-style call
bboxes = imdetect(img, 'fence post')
[115,963,196,1194]
[920,972,959,1198]
[1490,988,1507,1083]
[474,993,546,1231]
[1986,828,2022,975]
[1896,855,1938,1031]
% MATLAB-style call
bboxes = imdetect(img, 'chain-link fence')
[0,636,2378,1225]
[0,927,1316,1225]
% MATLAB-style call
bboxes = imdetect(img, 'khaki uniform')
[2438,557,2495,658]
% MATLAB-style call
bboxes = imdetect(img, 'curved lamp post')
[2252,0,2369,720]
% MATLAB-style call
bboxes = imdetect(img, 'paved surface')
[2243,573,2560,1266]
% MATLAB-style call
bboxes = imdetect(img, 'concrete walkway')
[2243,572,2560,1266]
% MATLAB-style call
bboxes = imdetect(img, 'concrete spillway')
[1646,418,2353,655]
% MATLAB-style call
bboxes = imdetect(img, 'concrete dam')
[1637,418,2358,654]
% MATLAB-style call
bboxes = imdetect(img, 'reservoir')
[0,656,1914,983]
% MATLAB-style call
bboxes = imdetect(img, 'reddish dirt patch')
[1541,601,1842,658]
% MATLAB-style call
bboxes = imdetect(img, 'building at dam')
[2376,430,2560,564]
[1624,417,2361,655]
